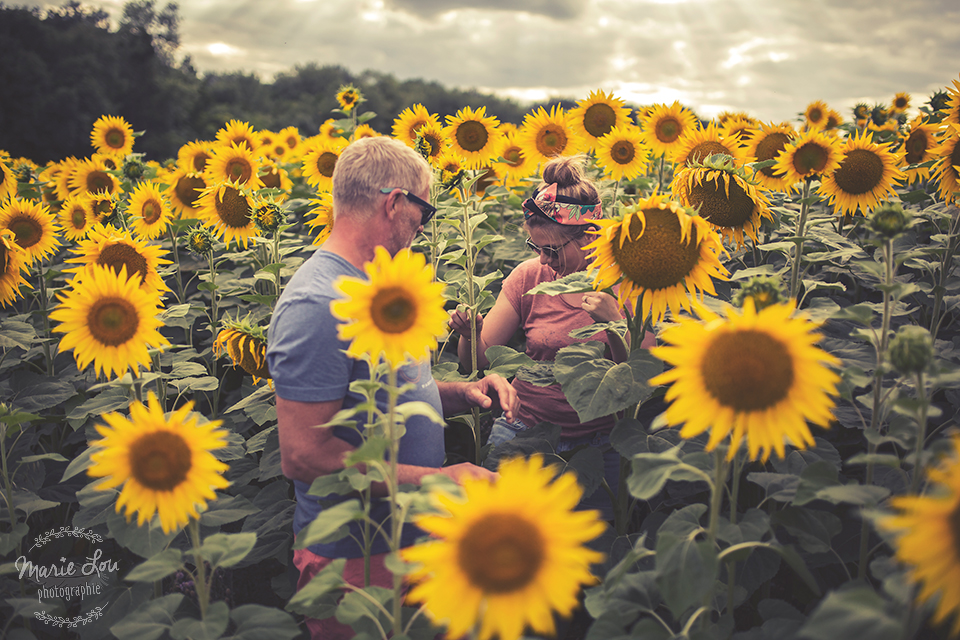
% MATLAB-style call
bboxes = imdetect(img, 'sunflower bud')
[13,161,33,183]
[870,105,889,126]
[928,90,950,114]
[887,325,934,375]
[734,275,785,312]
[414,133,432,162]
[122,156,147,182]
[869,202,911,239]
[853,103,870,120]
[185,225,215,256]
[253,201,284,235]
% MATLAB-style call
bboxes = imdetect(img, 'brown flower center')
[214,187,252,229]
[755,132,791,178]
[791,141,830,176]
[535,125,567,157]
[949,502,960,561]
[261,168,281,189]
[684,141,731,166]
[0,242,8,276]
[457,513,545,593]
[225,157,253,184]
[422,132,443,159]
[92,197,113,220]
[9,214,42,248]
[141,199,162,225]
[105,128,126,150]
[700,329,794,411]
[286,136,299,149]
[70,205,87,229]
[192,152,211,173]
[370,287,417,333]
[688,175,754,229]
[894,96,908,110]
[315,151,338,178]
[951,138,960,174]
[503,145,524,168]
[98,243,149,281]
[655,117,682,144]
[456,120,489,153]
[583,103,617,138]
[611,209,701,290]
[175,175,206,209]
[904,130,929,164]
[87,296,140,346]
[407,119,427,140]
[832,148,884,195]
[808,107,824,123]
[610,140,636,165]
[129,431,192,491]
[86,170,114,195]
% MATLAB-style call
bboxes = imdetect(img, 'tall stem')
[272,233,282,301]
[206,250,219,364]
[36,262,54,376]
[726,452,743,618]
[789,180,811,301]
[461,200,483,463]
[167,225,186,304]
[909,372,928,495]
[0,430,21,560]
[385,367,404,634]
[188,518,210,619]
[929,208,960,341]
[657,155,666,193]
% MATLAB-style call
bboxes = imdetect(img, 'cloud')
[385,0,587,20]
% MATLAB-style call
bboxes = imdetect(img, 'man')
[267,136,517,639]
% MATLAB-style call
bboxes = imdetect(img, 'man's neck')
[321,223,383,270]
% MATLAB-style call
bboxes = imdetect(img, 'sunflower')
[277,126,303,158]
[352,123,380,141]
[824,110,844,132]
[306,191,334,246]
[474,163,504,198]
[0,152,17,201]
[595,124,648,181]
[195,181,258,248]
[54,157,82,202]
[443,106,503,170]
[414,120,448,166]
[517,105,584,166]
[51,264,169,378]
[177,141,213,174]
[0,229,31,307]
[214,317,270,383]
[716,111,756,126]
[87,191,118,225]
[819,130,903,216]
[215,119,261,154]
[258,159,293,195]
[127,181,174,240]
[493,127,537,186]
[402,455,605,640]
[87,392,230,533]
[336,84,362,111]
[0,197,61,265]
[331,246,449,367]
[890,92,911,115]
[204,142,264,191]
[721,116,758,146]
[745,122,796,191]
[90,115,135,157]
[639,102,699,157]
[880,434,960,637]
[899,117,940,184]
[673,156,773,247]
[319,119,346,142]
[650,300,839,462]
[393,104,441,147]
[437,151,466,191]
[301,137,348,191]
[164,168,207,217]
[58,195,96,241]
[68,157,120,198]
[773,128,844,189]
[37,163,62,208]
[584,193,728,324]
[854,103,871,121]
[804,100,830,130]
[933,123,960,204]
[670,121,746,167]
[65,225,171,292]
[569,89,632,150]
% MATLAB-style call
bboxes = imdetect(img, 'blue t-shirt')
[266,249,445,558]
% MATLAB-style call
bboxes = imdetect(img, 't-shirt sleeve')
[500,259,537,317]
[266,292,354,403]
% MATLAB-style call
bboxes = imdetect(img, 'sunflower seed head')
[888,325,934,375]
[869,202,911,239]
[122,156,147,181]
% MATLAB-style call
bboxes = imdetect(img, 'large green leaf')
[292,499,362,549]
[198,532,257,569]
[284,558,346,618]
[170,602,229,640]
[628,450,711,500]
[655,531,718,618]
[229,604,302,640]
[797,587,901,640]
[109,594,184,640]
[124,549,184,582]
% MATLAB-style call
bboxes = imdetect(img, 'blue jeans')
[486,416,620,521]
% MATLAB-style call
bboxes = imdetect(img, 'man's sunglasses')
[525,237,576,259]
[380,188,437,226]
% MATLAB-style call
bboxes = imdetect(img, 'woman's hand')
[581,292,622,323]
[449,305,483,338]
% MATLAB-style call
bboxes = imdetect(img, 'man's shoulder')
[281,249,364,300]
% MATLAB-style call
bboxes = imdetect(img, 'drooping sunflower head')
[493,126,537,186]
[745,122,796,191]
[670,121,746,167]
[640,101,699,157]
[880,433,960,637]
[177,140,214,174]
[51,264,169,379]
[319,118,346,141]
[402,454,605,640]
[215,119,261,154]
[595,124,648,182]
[196,180,258,248]
[306,191,334,246]
[90,115,135,157]
[868,201,912,239]
[301,137,348,191]
[569,89,632,148]
[517,105,585,166]
[672,156,773,247]
[214,316,271,383]
[68,157,120,198]
[0,229,31,307]
[824,110,844,132]
[336,84,363,111]
[413,120,447,165]
[87,392,230,533]
[853,103,871,121]
[185,224,215,256]
[818,129,903,216]
[204,142,264,191]
[933,123,960,204]
[258,159,293,194]
[65,224,171,292]
[437,151,466,191]
[773,128,844,188]
[650,300,840,462]
[127,180,173,241]
[716,111,756,126]
[59,195,96,241]
[0,197,61,265]
[0,152,16,201]
[164,168,207,217]
[393,104,441,148]
[584,193,728,324]
[899,116,940,184]
[443,106,503,169]
[804,100,830,130]
[331,246,449,367]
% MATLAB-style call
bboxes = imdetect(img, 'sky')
[18,0,960,124]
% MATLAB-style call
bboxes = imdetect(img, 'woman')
[450,156,651,517]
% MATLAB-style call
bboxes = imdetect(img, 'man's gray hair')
[332,137,432,218]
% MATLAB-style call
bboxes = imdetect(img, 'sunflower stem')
[385,365,404,635]
[909,372,929,496]
[272,232,282,302]
[707,448,728,546]
[928,207,960,341]
[657,155,666,193]
[788,180,811,301]
[0,429,22,562]
[188,518,210,620]
[206,249,220,379]
[166,225,186,305]
[460,198,484,463]
[726,451,743,619]
[35,261,54,376]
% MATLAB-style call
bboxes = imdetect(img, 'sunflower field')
[1,76,960,640]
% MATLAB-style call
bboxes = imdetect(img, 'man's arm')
[276,395,495,488]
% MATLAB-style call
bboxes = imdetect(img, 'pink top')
[502,259,621,438]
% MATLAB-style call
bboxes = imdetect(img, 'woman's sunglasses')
[525,237,576,259]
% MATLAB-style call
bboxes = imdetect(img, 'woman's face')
[526,225,590,277]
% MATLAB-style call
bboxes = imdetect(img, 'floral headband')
[521,183,603,225]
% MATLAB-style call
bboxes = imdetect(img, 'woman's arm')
[581,291,629,363]
[450,294,522,370]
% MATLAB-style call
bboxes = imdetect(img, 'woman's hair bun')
[542,156,585,188]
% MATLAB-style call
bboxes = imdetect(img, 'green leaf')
[285,559,346,618]
[772,544,821,596]
[110,594,184,640]
[8,372,75,412]
[831,303,875,325]
[772,507,842,554]
[292,499,362,549]
[307,472,353,499]
[107,508,179,558]
[0,319,37,349]
[18,452,68,464]
[525,270,595,296]
[845,453,901,468]
[792,461,840,506]
[798,587,901,640]
[628,450,711,500]
[230,604,302,640]
[564,446,606,498]
[169,376,220,392]
[11,488,58,518]
[395,401,444,426]
[655,531,718,618]
[813,483,890,506]
[484,345,535,378]
[170,602,229,640]
[199,494,260,526]
[198,532,257,569]
[125,549,184,582]
[0,522,29,555]
[514,362,556,387]
[608,417,648,458]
